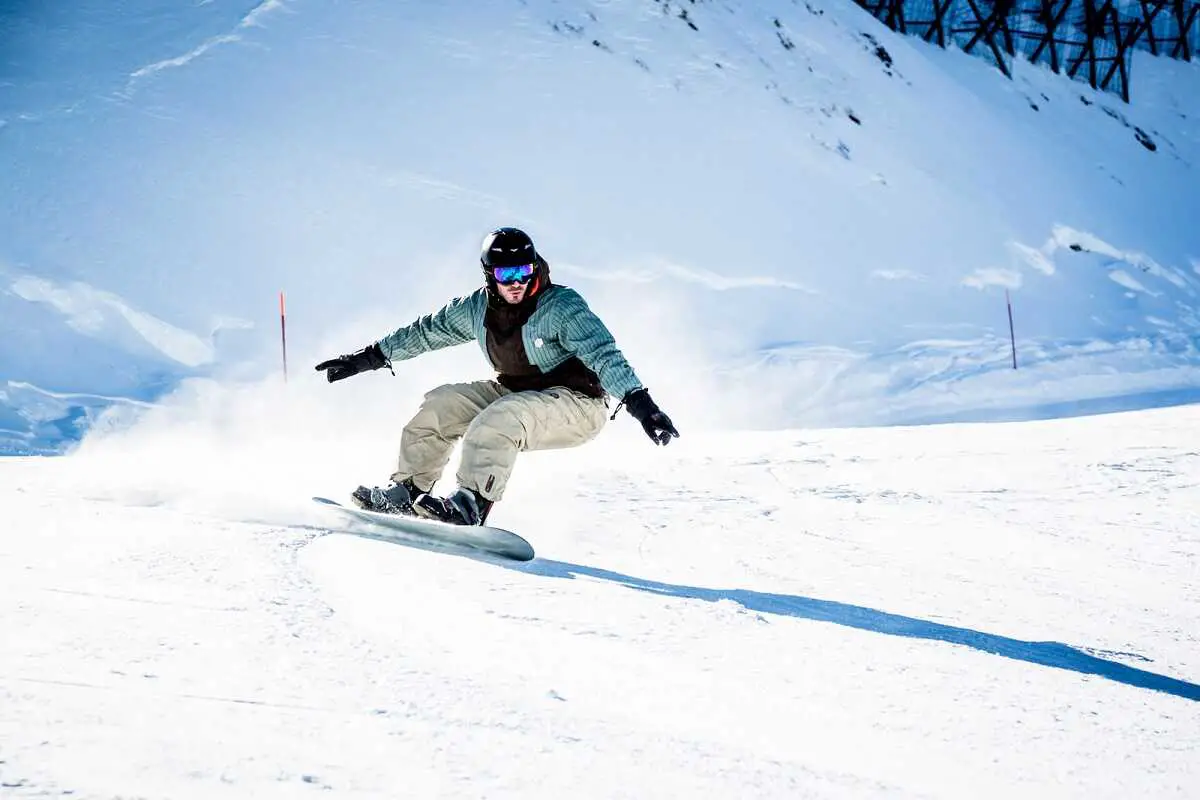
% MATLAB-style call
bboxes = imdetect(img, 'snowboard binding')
[350,478,420,516]
[413,486,493,526]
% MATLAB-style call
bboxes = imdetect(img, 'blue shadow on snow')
[511,559,1199,703]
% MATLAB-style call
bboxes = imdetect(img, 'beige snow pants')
[391,380,609,501]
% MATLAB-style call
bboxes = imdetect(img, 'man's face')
[498,280,529,304]
[490,262,537,304]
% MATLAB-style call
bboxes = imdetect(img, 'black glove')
[315,343,390,383]
[623,388,679,446]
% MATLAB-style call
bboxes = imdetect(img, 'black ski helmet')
[480,227,548,300]
[481,227,537,269]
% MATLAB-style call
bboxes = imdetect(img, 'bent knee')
[468,401,528,443]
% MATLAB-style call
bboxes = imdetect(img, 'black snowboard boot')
[350,477,421,516]
[413,486,493,526]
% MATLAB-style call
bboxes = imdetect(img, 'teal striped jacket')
[376,285,643,400]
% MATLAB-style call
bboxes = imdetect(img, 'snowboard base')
[312,496,535,561]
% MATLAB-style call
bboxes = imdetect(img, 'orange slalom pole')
[280,291,289,382]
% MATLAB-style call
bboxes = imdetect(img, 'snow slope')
[2,0,1199,450]
[3,5,1197,795]
[2,402,1198,797]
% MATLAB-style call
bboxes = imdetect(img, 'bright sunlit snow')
[1,0,1198,797]
[2,402,1198,797]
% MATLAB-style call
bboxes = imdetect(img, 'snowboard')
[312,496,535,562]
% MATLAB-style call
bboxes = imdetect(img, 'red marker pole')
[279,291,289,383]
[1006,289,1017,370]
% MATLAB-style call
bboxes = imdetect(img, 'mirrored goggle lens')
[492,263,536,284]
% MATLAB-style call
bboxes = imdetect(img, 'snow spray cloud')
[67,252,493,520]
[547,256,842,432]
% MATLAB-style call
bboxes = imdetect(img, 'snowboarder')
[315,227,679,526]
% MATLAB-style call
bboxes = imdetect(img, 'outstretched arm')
[316,292,480,383]
[556,292,642,400]
[376,292,479,363]
[556,291,679,445]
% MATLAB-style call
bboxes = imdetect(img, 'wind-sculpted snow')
[1,0,1198,451]
[10,274,221,367]
[123,0,286,95]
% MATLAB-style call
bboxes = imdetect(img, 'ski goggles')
[491,263,537,285]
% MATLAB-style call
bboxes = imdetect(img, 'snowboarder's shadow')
[510,558,1200,703]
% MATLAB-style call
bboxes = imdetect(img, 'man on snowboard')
[315,227,679,526]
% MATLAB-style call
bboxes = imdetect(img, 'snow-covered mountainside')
[3,5,1197,795]
[1,0,1198,451]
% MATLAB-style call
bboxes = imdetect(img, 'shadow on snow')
[315,522,1198,703]
[511,558,1199,703]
